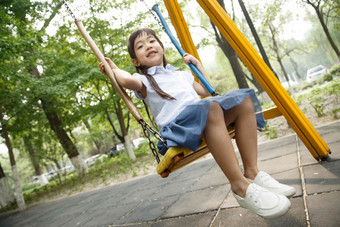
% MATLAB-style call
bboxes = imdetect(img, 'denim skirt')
[157,88,267,155]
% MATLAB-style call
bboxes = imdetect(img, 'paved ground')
[1,121,339,227]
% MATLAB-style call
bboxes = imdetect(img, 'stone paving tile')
[137,174,172,190]
[83,202,140,226]
[153,178,197,199]
[314,120,340,136]
[273,168,303,197]
[221,191,238,209]
[118,187,160,205]
[307,191,340,227]
[205,159,223,174]
[54,216,81,227]
[190,170,228,191]
[169,159,216,181]
[162,184,228,218]
[151,210,216,227]
[117,195,180,224]
[256,152,298,174]
[58,212,94,227]
[303,159,340,195]
[328,141,340,160]
[0,203,56,226]
[17,202,77,225]
[298,121,339,165]
[258,134,297,160]
[213,196,307,227]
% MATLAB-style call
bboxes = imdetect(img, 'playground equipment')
[63,0,331,178]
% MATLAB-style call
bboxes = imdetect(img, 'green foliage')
[331,108,340,119]
[264,123,277,139]
[326,78,340,95]
[22,183,40,193]
[310,100,325,117]
[327,64,340,77]
[321,73,333,83]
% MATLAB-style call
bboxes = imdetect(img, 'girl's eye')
[150,39,156,43]
[137,45,143,49]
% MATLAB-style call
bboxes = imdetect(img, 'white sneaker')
[233,183,291,219]
[248,171,296,197]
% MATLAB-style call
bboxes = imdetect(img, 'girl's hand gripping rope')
[99,57,118,76]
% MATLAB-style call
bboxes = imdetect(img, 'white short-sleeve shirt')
[133,64,200,130]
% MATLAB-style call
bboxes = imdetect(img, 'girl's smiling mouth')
[147,50,157,57]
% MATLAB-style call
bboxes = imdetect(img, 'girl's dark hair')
[128,28,175,100]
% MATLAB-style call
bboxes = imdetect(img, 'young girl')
[99,28,296,219]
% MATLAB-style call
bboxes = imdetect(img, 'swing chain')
[139,119,167,164]
[140,0,166,33]
[62,0,77,20]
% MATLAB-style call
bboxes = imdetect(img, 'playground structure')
[161,0,330,156]
[63,0,331,177]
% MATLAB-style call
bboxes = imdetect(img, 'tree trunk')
[70,156,88,175]
[238,0,275,73]
[116,101,135,160]
[288,54,302,79]
[0,108,26,211]
[105,99,135,160]
[11,165,26,211]
[38,174,49,186]
[124,135,135,160]
[29,67,87,175]
[210,21,249,89]
[83,119,101,153]
[309,1,340,59]
[0,163,15,208]
[211,0,264,93]
[268,23,291,89]
[39,97,88,174]
[23,136,48,186]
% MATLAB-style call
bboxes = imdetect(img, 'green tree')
[0,0,90,175]
[302,0,340,59]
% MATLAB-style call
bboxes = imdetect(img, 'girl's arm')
[99,57,146,97]
[182,53,211,97]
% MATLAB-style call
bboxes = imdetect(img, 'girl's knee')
[209,102,222,114]
[241,97,255,112]
[207,102,224,123]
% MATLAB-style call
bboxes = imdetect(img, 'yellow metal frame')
[163,0,330,160]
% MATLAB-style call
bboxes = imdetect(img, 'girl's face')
[132,32,164,69]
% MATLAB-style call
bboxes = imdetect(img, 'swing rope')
[62,0,165,164]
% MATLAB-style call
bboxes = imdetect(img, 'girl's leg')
[203,102,249,197]
[223,97,259,180]
[224,97,296,197]
[205,101,292,219]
